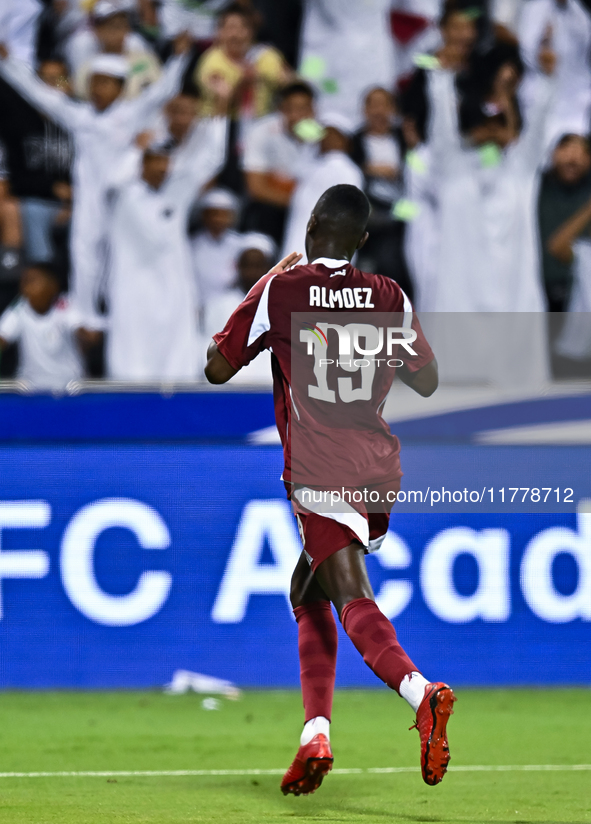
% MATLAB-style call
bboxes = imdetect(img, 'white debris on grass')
[164,670,242,699]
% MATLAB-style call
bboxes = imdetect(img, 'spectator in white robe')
[69,0,161,101]
[298,0,396,125]
[427,49,555,313]
[105,119,227,381]
[491,0,525,37]
[0,0,42,67]
[548,195,591,360]
[518,0,591,145]
[0,262,101,391]
[0,36,191,323]
[282,113,364,260]
[399,117,439,312]
[203,232,275,384]
[425,53,556,385]
[191,188,243,312]
[390,0,442,82]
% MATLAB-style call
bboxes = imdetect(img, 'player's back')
[264,258,410,376]
[262,259,431,488]
[213,257,433,488]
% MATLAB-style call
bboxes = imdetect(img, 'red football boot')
[280,733,333,796]
[411,682,457,786]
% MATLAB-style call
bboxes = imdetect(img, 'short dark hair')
[555,133,591,152]
[313,184,371,240]
[217,2,255,28]
[364,85,395,105]
[23,261,61,288]
[278,80,315,104]
[439,0,477,28]
[24,261,58,278]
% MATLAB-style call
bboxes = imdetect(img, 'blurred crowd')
[1,0,591,391]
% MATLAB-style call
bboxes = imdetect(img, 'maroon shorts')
[285,478,401,572]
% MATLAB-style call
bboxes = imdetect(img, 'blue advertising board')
[0,442,589,689]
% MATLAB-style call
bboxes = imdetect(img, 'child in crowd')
[192,188,243,308]
[0,262,101,391]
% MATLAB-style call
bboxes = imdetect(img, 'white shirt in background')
[158,0,226,40]
[243,113,318,181]
[299,0,396,125]
[192,229,244,308]
[0,52,188,323]
[282,150,365,261]
[390,0,441,80]
[427,68,551,313]
[422,69,551,386]
[492,0,524,34]
[106,118,227,382]
[203,288,273,385]
[0,0,42,67]
[363,133,400,169]
[402,143,439,312]
[0,297,84,391]
[518,0,591,145]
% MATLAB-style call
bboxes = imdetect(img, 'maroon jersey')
[213,257,434,488]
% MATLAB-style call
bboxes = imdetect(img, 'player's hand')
[267,252,303,274]
[538,46,556,75]
[206,74,233,115]
[135,130,154,150]
[538,23,556,76]
[0,43,9,60]
[173,31,192,55]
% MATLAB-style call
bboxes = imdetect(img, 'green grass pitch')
[0,689,589,824]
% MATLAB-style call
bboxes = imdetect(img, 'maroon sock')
[294,601,338,723]
[340,597,417,693]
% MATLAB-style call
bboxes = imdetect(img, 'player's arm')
[205,251,302,385]
[204,340,238,384]
[397,357,438,397]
